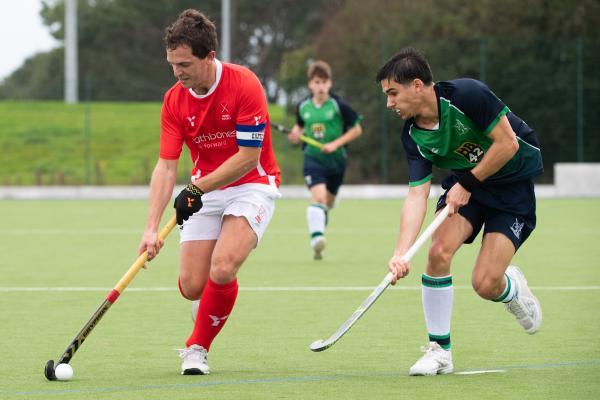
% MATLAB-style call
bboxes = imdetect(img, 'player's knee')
[472,274,502,300]
[178,277,203,300]
[428,242,453,271]
[313,197,327,206]
[210,254,240,284]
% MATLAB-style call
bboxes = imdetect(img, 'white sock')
[493,273,517,303]
[307,203,328,240]
[421,274,453,350]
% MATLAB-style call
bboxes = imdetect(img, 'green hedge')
[0,101,303,185]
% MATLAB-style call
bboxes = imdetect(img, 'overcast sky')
[0,0,59,81]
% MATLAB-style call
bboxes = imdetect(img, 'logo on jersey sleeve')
[454,141,485,164]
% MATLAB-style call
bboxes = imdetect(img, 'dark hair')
[307,60,332,80]
[164,9,218,59]
[375,47,433,85]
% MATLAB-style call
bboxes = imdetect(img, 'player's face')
[167,45,215,93]
[381,79,420,120]
[308,77,332,101]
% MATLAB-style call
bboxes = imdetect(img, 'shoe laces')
[506,297,528,319]
[419,343,444,359]
[177,345,207,361]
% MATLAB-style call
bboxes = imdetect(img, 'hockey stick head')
[44,359,57,381]
[42,216,178,382]
[309,339,330,352]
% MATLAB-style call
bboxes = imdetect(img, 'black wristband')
[457,170,481,192]
[186,183,204,196]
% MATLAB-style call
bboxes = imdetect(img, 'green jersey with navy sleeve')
[296,93,361,168]
[402,79,543,186]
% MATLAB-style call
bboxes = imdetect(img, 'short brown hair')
[307,60,332,81]
[164,9,218,59]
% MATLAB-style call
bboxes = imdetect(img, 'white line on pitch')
[455,369,506,375]
[0,285,599,292]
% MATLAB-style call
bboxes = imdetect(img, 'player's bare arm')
[471,116,519,181]
[287,124,304,145]
[448,116,519,214]
[321,123,363,154]
[191,146,261,193]
[388,181,431,283]
[138,157,179,260]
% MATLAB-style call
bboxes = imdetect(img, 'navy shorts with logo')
[303,156,346,195]
[436,174,537,251]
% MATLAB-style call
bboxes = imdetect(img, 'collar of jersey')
[311,96,331,109]
[188,58,223,99]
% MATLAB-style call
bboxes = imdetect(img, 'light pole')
[64,0,78,103]
[221,0,231,62]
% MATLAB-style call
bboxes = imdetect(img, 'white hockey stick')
[309,206,450,352]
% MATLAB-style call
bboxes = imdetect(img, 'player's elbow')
[507,136,519,157]
[353,124,363,137]
[153,158,178,182]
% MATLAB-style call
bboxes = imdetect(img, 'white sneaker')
[178,344,210,375]
[312,236,326,260]
[409,342,454,376]
[191,300,200,322]
[505,266,542,334]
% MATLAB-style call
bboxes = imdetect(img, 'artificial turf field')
[0,198,599,399]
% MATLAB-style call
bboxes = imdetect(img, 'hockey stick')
[44,215,177,380]
[309,206,450,352]
[271,123,325,149]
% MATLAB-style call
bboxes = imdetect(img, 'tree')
[38,0,220,101]
[0,0,345,102]
[0,49,63,100]
[292,0,600,183]
[232,0,344,101]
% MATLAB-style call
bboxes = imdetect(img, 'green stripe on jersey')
[409,174,432,187]
[483,106,509,135]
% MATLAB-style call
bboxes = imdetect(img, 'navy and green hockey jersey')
[402,78,543,186]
